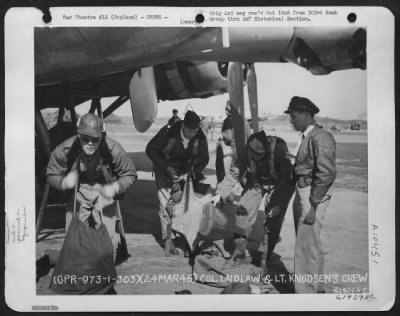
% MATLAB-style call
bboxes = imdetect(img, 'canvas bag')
[49,183,117,294]
[235,188,263,233]
[170,175,206,249]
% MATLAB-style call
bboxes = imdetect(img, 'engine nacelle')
[129,61,231,132]
[282,27,366,75]
[154,61,228,101]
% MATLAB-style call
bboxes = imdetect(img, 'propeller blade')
[228,62,246,155]
[129,67,158,132]
[247,63,259,133]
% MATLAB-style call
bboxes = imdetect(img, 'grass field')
[334,142,368,192]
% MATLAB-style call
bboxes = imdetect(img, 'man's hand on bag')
[236,205,248,216]
[267,206,281,218]
[101,182,120,199]
[303,206,316,225]
[61,170,78,190]
[167,166,180,182]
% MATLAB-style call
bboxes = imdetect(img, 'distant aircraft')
[35,26,366,158]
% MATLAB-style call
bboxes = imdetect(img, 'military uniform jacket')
[295,125,336,207]
[236,131,294,210]
[146,121,209,181]
[47,136,137,194]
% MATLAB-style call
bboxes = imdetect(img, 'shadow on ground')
[38,151,216,247]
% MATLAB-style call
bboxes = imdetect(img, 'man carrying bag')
[49,183,117,294]
[47,113,137,294]
[146,110,209,256]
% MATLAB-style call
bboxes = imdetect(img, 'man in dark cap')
[214,130,294,272]
[146,110,209,256]
[168,109,181,126]
[47,113,137,257]
[284,96,336,293]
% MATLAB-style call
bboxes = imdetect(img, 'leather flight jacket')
[294,126,336,207]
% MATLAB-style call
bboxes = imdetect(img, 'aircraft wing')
[36,27,365,85]
[34,26,366,132]
[35,27,227,85]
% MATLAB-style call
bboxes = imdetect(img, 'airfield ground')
[36,119,368,295]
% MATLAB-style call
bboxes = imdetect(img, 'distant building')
[350,121,361,130]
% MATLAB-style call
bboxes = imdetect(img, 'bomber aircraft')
[35,27,366,150]
[34,26,366,237]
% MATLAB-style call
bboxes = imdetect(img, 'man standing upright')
[284,96,336,293]
[168,109,181,126]
[146,110,209,256]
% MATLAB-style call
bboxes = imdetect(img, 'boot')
[164,223,179,256]
[229,236,248,264]
[164,238,179,256]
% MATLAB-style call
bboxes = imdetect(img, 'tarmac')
[36,126,369,295]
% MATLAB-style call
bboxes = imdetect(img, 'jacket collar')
[302,124,315,138]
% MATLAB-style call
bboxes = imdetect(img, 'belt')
[295,175,310,187]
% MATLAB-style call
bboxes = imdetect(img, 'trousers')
[65,183,119,255]
[293,185,331,293]
[154,169,174,240]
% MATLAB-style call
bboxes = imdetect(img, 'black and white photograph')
[4,6,395,311]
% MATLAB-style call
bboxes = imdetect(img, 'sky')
[78,62,366,121]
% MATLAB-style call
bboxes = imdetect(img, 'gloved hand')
[101,181,120,199]
[166,166,180,182]
[236,205,248,216]
[61,170,78,190]
[303,206,316,225]
[267,205,281,218]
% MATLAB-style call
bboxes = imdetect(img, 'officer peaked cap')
[284,96,320,115]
